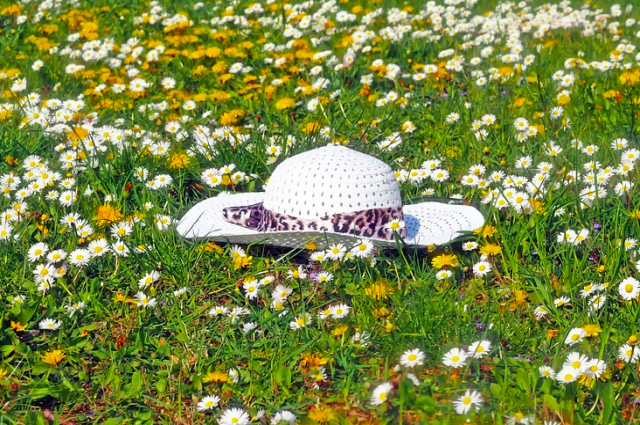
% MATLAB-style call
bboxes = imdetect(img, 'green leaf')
[415,395,436,414]
[275,364,292,390]
[490,383,502,399]
[102,418,123,425]
[543,393,560,412]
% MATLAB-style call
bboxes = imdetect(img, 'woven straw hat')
[177,144,485,248]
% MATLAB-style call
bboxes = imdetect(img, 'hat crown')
[263,144,402,219]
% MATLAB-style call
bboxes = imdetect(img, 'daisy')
[619,277,640,301]
[208,306,229,317]
[287,265,307,280]
[467,340,491,359]
[218,408,250,425]
[38,318,61,330]
[554,296,570,308]
[443,348,468,368]
[326,244,346,260]
[584,359,606,378]
[272,285,293,301]
[453,390,483,415]
[136,291,157,308]
[243,279,262,300]
[563,352,588,372]
[27,242,49,262]
[385,219,405,233]
[472,261,492,277]
[271,410,297,424]
[68,249,91,266]
[289,314,311,330]
[309,251,326,263]
[138,271,160,288]
[351,238,374,258]
[197,395,220,411]
[462,241,478,251]
[314,271,333,284]
[370,382,393,406]
[565,328,586,346]
[399,349,425,368]
[618,344,640,363]
[538,366,556,379]
[435,270,452,280]
[556,367,580,384]
[330,304,350,319]
[88,239,109,257]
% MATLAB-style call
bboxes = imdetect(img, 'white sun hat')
[177,144,485,248]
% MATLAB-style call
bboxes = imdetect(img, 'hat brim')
[176,192,485,248]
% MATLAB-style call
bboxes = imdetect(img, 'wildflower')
[443,348,468,368]
[290,314,311,330]
[556,367,580,384]
[218,408,250,425]
[619,277,640,301]
[435,270,453,280]
[271,410,297,424]
[431,253,458,269]
[582,324,602,337]
[565,328,587,346]
[39,318,61,331]
[538,366,556,379]
[135,291,157,308]
[370,382,393,406]
[197,395,221,411]
[139,271,161,288]
[472,261,492,277]
[584,359,606,378]
[94,203,123,227]
[314,271,333,284]
[618,344,640,363]
[399,349,425,368]
[68,249,91,266]
[351,239,374,258]
[287,265,307,280]
[42,350,66,366]
[240,278,260,300]
[468,340,492,359]
[330,304,350,319]
[453,390,483,415]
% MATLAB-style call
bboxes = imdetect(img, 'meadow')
[1,0,640,423]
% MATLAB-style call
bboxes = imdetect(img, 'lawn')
[1,0,640,424]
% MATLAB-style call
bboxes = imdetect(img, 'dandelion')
[42,350,66,366]
[431,253,458,269]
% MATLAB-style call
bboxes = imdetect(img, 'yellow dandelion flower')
[431,253,459,269]
[42,350,66,366]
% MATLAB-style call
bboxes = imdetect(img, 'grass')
[1,0,640,424]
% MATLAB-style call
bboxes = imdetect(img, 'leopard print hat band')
[222,203,407,241]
